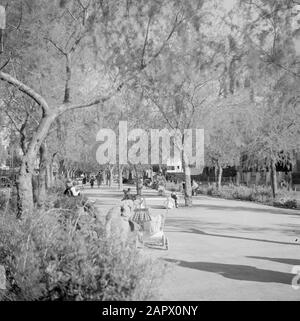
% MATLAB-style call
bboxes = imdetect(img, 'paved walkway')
[83,185,300,301]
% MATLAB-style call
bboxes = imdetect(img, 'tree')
[237,0,300,197]
[0,141,7,166]
[0,0,189,216]
[139,0,237,205]
[205,101,248,189]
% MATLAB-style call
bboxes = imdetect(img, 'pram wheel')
[136,231,144,249]
[162,235,169,250]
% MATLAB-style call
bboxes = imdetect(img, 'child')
[164,196,175,209]
[171,192,178,208]
[122,188,136,201]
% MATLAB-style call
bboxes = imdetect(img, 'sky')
[223,0,237,11]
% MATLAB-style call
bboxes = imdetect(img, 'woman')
[70,181,81,197]
[82,175,87,189]
[96,172,102,188]
[90,176,95,189]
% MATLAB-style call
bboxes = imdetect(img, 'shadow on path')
[164,259,294,285]
[83,192,123,199]
[168,227,300,246]
[150,205,167,209]
[166,217,300,237]
[191,203,300,216]
[247,256,300,266]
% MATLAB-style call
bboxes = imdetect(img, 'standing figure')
[90,176,95,189]
[96,172,102,188]
[171,192,178,208]
[82,175,87,189]
[192,180,199,196]
[157,172,166,196]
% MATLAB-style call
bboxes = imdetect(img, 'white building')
[166,156,202,175]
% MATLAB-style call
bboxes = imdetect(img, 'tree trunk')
[48,152,57,188]
[16,161,34,218]
[150,168,153,180]
[32,173,39,205]
[102,170,106,185]
[270,160,277,198]
[16,114,56,217]
[183,166,192,206]
[37,143,47,207]
[214,166,218,183]
[133,165,143,196]
[236,166,242,185]
[46,164,52,189]
[109,167,114,187]
[182,151,192,206]
[217,165,223,190]
[136,177,143,196]
[118,164,123,190]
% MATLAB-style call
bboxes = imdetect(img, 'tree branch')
[0,71,51,115]
[141,15,152,69]
[147,11,184,66]
[44,37,67,56]
[57,92,115,115]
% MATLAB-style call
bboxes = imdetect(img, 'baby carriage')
[130,205,169,250]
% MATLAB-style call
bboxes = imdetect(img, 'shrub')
[251,186,273,203]
[206,185,214,196]
[49,178,65,193]
[0,192,6,209]
[273,197,297,209]
[0,194,165,300]
[194,183,298,209]
[196,185,207,195]
[230,185,253,201]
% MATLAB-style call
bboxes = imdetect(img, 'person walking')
[90,176,95,189]
[171,192,178,208]
[192,179,199,196]
[82,175,87,189]
[96,172,102,188]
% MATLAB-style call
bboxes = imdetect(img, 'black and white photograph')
[0,0,300,308]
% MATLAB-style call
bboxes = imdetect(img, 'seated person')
[134,195,147,209]
[122,188,136,201]
[164,196,175,209]
[64,179,73,196]
[120,199,134,218]
[64,180,80,197]
[70,181,81,196]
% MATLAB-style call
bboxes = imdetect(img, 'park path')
[83,185,300,301]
